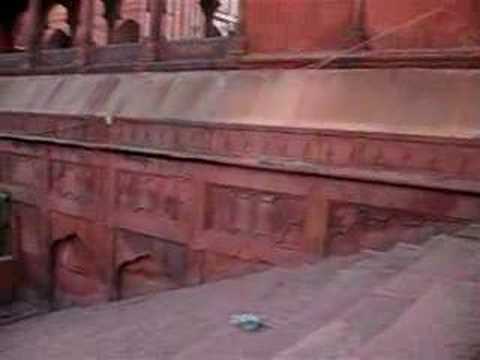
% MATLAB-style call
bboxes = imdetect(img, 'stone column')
[145,0,165,60]
[26,0,43,68]
[74,0,94,66]
[236,0,245,36]
[227,0,247,57]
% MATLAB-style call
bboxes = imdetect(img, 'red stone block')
[365,0,480,49]
[245,0,358,53]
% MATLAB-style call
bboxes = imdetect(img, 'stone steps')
[354,280,480,360]
[170,242,433,360]
[272,234,480,360]
[1,228,480,360]
[166,254,366,360]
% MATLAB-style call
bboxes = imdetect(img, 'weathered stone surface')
[1,69,480,139]
[455,223,480,240]
[2,235,480,359]
[365,0,480,50]
[245,0,358,53]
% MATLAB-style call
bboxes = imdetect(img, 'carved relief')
[178,127,212,152]
[116,171,184,221]
[41,115,480,186]
[113,121,181,151]
[127,124,153,147]
[51,162,96,205]
[205,185,306,250]
[263,134,289,158]
[210,129,230,155]
[115,230,186,299]
[104,120,480,182]
[227,130,252,156]
[327,202,460,256]
[302,137,355,166]
[155,125,177,150]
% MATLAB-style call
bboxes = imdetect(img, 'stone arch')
[111,19,140,44]
[116,253,157,300]
[50,234,104,308]
[115,231,187,300]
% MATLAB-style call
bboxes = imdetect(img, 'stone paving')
[1,229,480,360]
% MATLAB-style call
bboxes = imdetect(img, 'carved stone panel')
[51,162,96,204]
[104,119,480,185]
[116,171,183,221]
[327,202,460,256]
[50,161,102,218]
[203,184,307,259]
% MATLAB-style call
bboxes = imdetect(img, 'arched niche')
[115,230,187,300]
[111,19,140,44]
[51,234,104,308]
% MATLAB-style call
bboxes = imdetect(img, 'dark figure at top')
[200,0,221,38]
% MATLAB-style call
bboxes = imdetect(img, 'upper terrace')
[1,0,480,75]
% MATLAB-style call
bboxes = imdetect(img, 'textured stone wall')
[245,0,480,53]
[245,0,358,53]
[0,109,479,307]
[365,0,480,49]
[3,0,480,54]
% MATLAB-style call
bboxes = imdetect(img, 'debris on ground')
[230,313,266,332]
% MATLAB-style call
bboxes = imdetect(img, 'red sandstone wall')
[245,0,359,53]
[1,113,479,307]
[244,0,480,54]
[365,0,480,49]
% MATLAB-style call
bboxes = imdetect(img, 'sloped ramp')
[1,69,480,139]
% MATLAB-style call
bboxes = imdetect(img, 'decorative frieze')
[106,119,480,182]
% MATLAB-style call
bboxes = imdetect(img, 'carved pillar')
[74,0,94,65]
[227,0,247,57]
[26,0,43,68]
[237,0,246,36]
[146,0,165,60]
